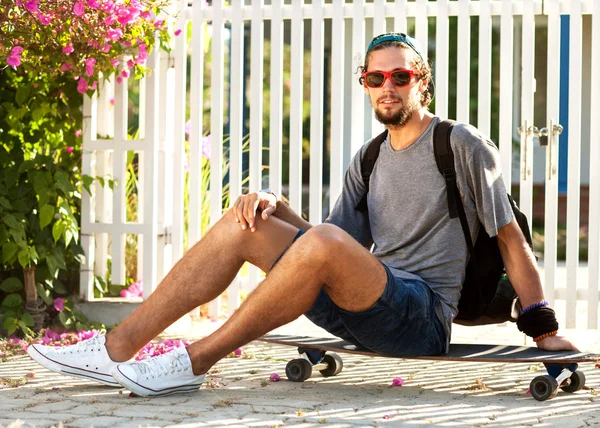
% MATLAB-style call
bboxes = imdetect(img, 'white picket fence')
[80,0,600,329]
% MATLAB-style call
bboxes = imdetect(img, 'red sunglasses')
[360,69,419,88]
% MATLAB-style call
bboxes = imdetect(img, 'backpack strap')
[433,120,475,255]
[356,130,389,213]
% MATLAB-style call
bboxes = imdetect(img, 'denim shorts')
[305,265,446,357]
[274,229,446,357]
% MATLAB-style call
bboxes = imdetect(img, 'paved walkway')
[2,318,600,427]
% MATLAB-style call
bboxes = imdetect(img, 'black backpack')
[356,120,532,325]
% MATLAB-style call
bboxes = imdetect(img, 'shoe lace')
[136,351,188,378]
[59,332,106,355]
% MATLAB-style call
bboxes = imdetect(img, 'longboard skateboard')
[259,334,600,401]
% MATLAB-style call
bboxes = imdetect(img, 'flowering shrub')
[0,0,171,94]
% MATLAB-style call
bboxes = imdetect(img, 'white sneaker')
[27,333,124,387]
[111,347,205,397]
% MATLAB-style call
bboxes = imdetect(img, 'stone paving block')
[69,415,139,427]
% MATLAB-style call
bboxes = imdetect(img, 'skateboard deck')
[259,334,600,401]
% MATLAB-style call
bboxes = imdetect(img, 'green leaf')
[1,293,23,309]
[52,220,66,243]
[17,160,35,174]
[39,204,54,229]
[2,242,18,263]
[58,312,73,328]
[82,175,94,195]
[3,317,17,335]
[21,313,34,327]
[0,277,23,293]
[35,283,53,306]
[15,85,31,106]
[3,214,20,231]
[18,248,30,268]
[6,323,17,335]
[0,196,11,209]
[51,280,67,294]
[46,254,58,278]
[4,168,18,189]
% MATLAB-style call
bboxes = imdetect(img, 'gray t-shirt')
[325,116,514,350]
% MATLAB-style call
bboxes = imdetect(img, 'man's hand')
[232,191,278,232]
[536,335,579,352]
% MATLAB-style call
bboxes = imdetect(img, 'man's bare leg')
[105,208,302,361]
[185,222,388,375]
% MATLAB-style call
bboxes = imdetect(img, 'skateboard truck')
[529,363,586,401]
[284,347,344,382]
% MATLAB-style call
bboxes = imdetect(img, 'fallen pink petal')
[383,415,391,420]
[269,373,281,382]
[234,348,242,356]
[391,377,404,386]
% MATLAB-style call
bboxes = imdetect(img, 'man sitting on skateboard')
[28,32,578,397]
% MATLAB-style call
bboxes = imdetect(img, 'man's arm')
[497,220,578,351]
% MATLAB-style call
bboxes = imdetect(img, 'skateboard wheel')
[286,358,312,382]
[561,370,586,393]
[530,375,559,401]
[319,353,343,377]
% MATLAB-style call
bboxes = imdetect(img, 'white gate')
[80,0,600,329]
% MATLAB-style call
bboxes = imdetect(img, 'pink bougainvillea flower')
[153,19,164,28]
[104,15,115,26]
[11,46,24,56]
[269,373,281,382]
[121,69,129,78]
[24,0,39,13]
[73,1,85,16]
[87,0,99,8]
[107,28,123,42]
[62,45,74,55]
[6,56,21,69]
[110,97,114,106]
[60,63,71,72]
[110,58,120,67]
[202,134,211,160]
[120,281,143,298]
[127,59,134,69]
[185,119,192,137]
[234,348,242,356]
[75,129,82,137]
[116,76,123,84]
[66,146,74,153]
[85,57,96,77]
[53,298,65,312]
[38,13,52,25]
[174,29,182,36]
[77,78,88,94]
[391,377,404,386]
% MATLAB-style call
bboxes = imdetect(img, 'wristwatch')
[260,189,278,201]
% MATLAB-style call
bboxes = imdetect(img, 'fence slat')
[351,0,366,154]
[477,0,491,135]
[519,0,535,226]
[309,0,324,224]
[498,0,513,189]
[393,0,407,32]
[289,0,304,213]
[543,0,561,307]
[565,0,583,328]
[329,0,345,210]
[141,38,160,298]
[455,0,470,123]
[434,0,448,119]
[188,0,205,247]
[588,0,600,329]
[269,0,284,196]
[230,4,244,204]
[415,0,428,60]
[172,0,188,263]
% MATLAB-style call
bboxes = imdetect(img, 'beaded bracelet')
[533,330,558,343]
[521,300,549,315]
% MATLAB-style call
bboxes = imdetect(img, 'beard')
[374,95,420,127]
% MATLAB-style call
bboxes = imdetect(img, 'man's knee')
[300,223,348,263]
